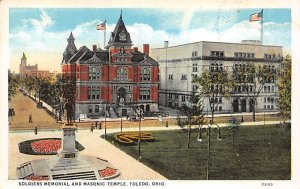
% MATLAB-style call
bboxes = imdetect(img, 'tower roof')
[22,52,26,59]
[107,11,132,47]
[68,32,75,40]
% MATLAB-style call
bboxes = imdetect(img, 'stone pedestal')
[59,123,79,159]
[17,122,120,180]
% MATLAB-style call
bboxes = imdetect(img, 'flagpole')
[260,9,263,44]
[104,20,106,49]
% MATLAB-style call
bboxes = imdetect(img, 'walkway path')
[9,92,60,130]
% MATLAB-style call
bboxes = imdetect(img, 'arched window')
[211,63,215,71]
[88,105,93,113]
[117,67,128,81]
[141,68,151,81]
[95,105,99,113]
[89,67,101,80]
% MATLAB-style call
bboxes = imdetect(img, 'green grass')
[105,125,291,180]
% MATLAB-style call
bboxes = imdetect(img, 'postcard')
[1,0,300,188]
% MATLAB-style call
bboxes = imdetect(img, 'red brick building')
[61,13,159,118]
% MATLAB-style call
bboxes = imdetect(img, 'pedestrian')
[241,116,244,123]
[79,118,81,123]
[127,115,129,120]
[34,126,37,135]
[99,122,102,130]
[166,120,169,128]
[29,114,32,123]
[90,125,94,133]
[95,121,98,129]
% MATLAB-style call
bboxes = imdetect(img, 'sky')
[9,8,291,73]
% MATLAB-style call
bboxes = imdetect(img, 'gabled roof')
[68,46,90,63]
[131,51,158,66]
[107,12,132,47]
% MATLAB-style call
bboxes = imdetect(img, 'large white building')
[151,40,283,114]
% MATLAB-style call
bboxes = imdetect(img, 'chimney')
[164,41,169,48]
[143,44,149,55]
[133,47,138,52]
[92,45,97,52]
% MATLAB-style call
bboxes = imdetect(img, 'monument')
[16,111,120,180]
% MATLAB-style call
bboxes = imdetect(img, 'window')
[140,89,150,100]
[234,52,255,59]
[88,86,100,100]
[264,53,274,59]
[182,95,186,102]
[141,68,151,81]
[89,67,101,80]
[168,94,172,99]
[174,94,179,100]
[192,63,198,72]
[95,105,99,113]
[117,67,128,81]
[181,74,187,80]
[219,106,222,111]
[219,98,222,103]
[192,51,198,57]
[168,74,173,80]
[211,51,224,57]
[192,84,198,91]
[88,105,93,113]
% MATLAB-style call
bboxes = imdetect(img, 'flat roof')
[151,41,282,50]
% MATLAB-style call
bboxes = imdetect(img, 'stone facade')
[19,52,50,78]
[151,40,283,114]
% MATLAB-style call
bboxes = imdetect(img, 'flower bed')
[98,167,117,178]
[31,139,61,154]
[18,138,85,155]
[114,132,155,146]
[25,175,49,180]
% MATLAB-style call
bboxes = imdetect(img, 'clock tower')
[107,11,133,63]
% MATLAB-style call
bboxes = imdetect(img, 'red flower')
[25,175,49,180]
[31,139,61,154]
[98,167,117,177]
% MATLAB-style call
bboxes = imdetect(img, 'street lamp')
[198,123,221,180]
[138,108,143,160]
[119,96,124,132]
[103,103,107,139]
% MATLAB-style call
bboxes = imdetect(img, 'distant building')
[19,52,50,78]
[61,13,159,119]
[151,40,283,113]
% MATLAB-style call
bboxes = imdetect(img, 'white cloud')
[29,9,54,33]
[9,15,290,73]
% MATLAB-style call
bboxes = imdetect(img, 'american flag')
[97,20,106,30]
[249,10,263,22]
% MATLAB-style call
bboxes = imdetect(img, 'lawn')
[105,125,291,180]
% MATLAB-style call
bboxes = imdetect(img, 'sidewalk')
[8,128,167,180]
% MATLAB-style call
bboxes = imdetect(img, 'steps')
[17,163,34,179]
[109,107,117,118]
[52,171,97,180]
[51,157,90,171]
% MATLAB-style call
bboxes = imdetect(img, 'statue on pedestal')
[64,99,73,124]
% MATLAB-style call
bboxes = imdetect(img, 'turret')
[62,32,78,64]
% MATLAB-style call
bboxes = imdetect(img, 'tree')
[193,63,233,123]
[276,55,291,120]
[232,63,276,121]
[227,116,241,146]
[8,70,18,101]
[178,92,205,148]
